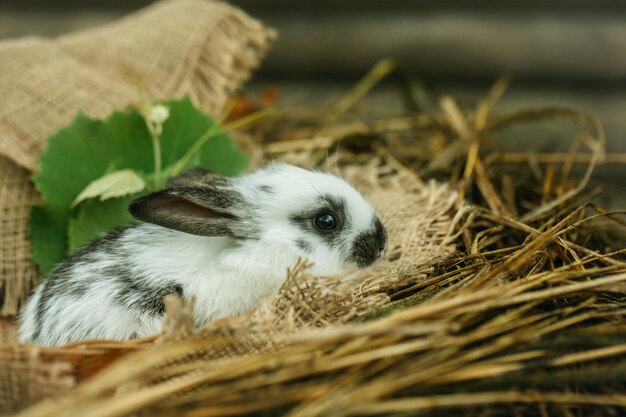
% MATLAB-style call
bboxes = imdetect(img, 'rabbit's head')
[129,164,387,275]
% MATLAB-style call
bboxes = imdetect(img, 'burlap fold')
[0,0,276,316]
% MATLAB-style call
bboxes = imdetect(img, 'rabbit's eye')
[314,213,337,231]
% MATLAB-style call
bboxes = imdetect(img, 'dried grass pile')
[2,68,625,416]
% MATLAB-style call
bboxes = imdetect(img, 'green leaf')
[71,169,146,208]
[30,97,249,274]
[33,114,113,212]
[159,97,221,168]
[29,207,67,276]
[199,132,250,175]
[163,98,248,176]
[68,194,138,253]
[101,108,154,172]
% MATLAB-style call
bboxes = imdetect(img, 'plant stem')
[150,130,163,189]
[170,108,275,177]
[170,125,219,177]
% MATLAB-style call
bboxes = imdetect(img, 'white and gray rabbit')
[19,163,387,346]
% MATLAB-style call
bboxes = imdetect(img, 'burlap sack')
[0,0,276,316]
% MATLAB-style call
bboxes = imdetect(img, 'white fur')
[19,164,382,346]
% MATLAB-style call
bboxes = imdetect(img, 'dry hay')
[3,70,626,416]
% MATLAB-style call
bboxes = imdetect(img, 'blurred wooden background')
[1,0,625,195]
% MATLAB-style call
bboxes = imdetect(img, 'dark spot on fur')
[68,280,89,298]
[349,217,387,268]
[290,194,350,247]
[113,274,183,317]
[166,167,229,188]
[33,285,51,343]
[296,239,313,253]
[258,185,274,194]
[31,224,138,343]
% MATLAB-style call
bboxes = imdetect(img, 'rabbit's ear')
[128,185,245,237]
[166,167,229,188]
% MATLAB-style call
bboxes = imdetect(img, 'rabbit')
[18,163,387,347]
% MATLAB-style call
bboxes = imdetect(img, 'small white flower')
[142,103,170,137]
[149,104,170,126]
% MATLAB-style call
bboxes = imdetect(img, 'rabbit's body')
[20,224,303,346]
[20,164,387,346]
